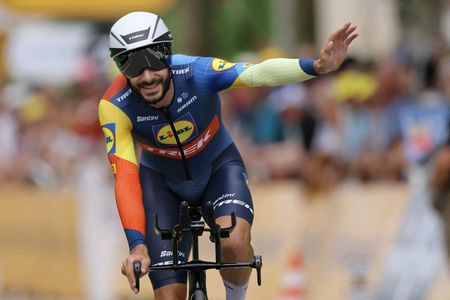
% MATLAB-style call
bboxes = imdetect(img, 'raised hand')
[314,22,358,74]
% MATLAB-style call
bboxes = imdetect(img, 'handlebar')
[154,201,237,241]
[133,260,141,292]
[177,201,191,230]
[152,201,262,286]
[148,255,263,286]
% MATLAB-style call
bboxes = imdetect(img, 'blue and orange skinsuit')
[99,54,318,288]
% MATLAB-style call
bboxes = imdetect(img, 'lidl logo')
[153,113,198,146]
[141,115,220,159]
[102,123,116,155]
[211,58,236,72]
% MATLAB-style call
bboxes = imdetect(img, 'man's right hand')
[121,244,151,294]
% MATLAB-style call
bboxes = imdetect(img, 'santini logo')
[137,115,159,122]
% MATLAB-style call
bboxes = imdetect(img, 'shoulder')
[102,74,128,101]
[169,54,199,66]
[101,74,133,108]
[169,54,226,74]
[169,54,206,79]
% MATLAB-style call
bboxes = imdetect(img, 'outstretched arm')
[313,22,358,74]
[198,22,358,91]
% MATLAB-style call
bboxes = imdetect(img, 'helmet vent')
[151,17,161,38]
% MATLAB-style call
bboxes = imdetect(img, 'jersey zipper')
[162,108,192,180]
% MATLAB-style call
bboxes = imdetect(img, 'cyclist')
[99,11,357,300]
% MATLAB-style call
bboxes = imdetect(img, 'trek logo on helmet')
[121,27,151,44]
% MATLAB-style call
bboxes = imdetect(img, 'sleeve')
[98,99,146,250]
[193,56,319,93]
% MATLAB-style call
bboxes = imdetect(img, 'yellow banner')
[3,0,176,20]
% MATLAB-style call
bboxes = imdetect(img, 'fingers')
[323,40,334,56]
[140,256,151,275]
[345,33,359,45]
[121,259,138,294]
[121,257,149,294]
[122,244,150,293]
[343,24,357,38]
[331,22,358,43]
[329,22,350,41]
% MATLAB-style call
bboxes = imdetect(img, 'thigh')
[202,161,254,225]
[139,165,191,290]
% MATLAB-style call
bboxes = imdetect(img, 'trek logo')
[141,115,220,159]
[211,58,236,72]
[152,112,198,146]
[102,123,116,155]
[172,67,190,75]
[121,27,150,44]
[117,88,132,102]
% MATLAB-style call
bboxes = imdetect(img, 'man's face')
[128,68,171,106]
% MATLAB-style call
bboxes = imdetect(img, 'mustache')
[138,78,162,88]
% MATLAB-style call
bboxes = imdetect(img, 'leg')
[203,149,255,299]
[154,283,187,300]
[216,216,254,284]
[139,165,191,299]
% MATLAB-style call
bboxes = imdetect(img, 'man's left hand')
[314,22,358,74]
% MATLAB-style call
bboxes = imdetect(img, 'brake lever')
[254,255,263,286]
[133,260,141,292]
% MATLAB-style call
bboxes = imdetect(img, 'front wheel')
[189,289,208,300]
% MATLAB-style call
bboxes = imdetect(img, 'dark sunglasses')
[114,47,168,77]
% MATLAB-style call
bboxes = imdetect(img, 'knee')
[220,225,252,260]
[154,283,186,300]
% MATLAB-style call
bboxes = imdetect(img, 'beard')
[131,73,172,106]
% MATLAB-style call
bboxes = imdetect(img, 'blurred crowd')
[0,42,450,202]
[222,44,450,201]
[0,56,107,189]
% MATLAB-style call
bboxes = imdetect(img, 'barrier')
[1,180,449,299]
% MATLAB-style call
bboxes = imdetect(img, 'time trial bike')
[133,200,262,299]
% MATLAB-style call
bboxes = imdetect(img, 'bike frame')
[133,201,262,299]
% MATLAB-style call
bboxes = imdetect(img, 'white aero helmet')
[109,12,173,76]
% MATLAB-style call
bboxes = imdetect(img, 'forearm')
[235,58,319,87]
[111,156,146,250]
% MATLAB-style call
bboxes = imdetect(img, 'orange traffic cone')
[276,251,306,300]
